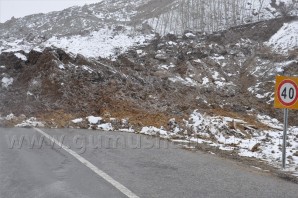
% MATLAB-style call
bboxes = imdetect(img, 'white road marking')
[34,128,139,198]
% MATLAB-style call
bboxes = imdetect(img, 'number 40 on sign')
[274,76,298,109]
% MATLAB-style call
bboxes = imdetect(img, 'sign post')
[274,76,298,169]
[282,108,288,169]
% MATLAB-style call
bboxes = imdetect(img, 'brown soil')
[99,99,185,129]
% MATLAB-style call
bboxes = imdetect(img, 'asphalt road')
[1,127,298,198]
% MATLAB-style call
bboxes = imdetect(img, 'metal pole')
[282,108,289,169]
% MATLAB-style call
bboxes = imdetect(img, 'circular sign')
[277,80,298,106]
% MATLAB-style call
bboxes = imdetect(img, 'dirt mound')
[0,19,298,128]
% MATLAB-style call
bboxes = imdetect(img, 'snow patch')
[15,117,45,128]
[185,33,196,38]
[97,123,113,131]
[5,113,16,121]
[87,116,102,125]
[169,76,197,87]
[159,63,175,70]
[72,118,83,124]
[257,114,283,130]
[58,64,65,70]
[119,128,135,133]
[14,53,27,61]
[266,21,298,54]
[1,77,13,88]
[202,77,209,85]
[82,65,94,73]
[44,26,155,59]
[140,126,168,138]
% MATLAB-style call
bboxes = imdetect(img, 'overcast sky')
[0,0,102,23]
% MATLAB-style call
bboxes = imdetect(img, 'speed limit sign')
[274,76,298,169]
[274,76,298,109]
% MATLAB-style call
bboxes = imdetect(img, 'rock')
[221,86,236,97]
[251,143,261,152]
[56,48,72,64]
[75,54,90,65]
[165,33,177,41]
[196,95,208,105]
[184,31,196,39]
[0,51,25,69]
[155,54,168,61]
[28,50,42,65]
[210,44,227,55]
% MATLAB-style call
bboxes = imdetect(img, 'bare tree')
[260,0,266,20]
[270,0,297,17]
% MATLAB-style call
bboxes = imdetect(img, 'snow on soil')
[44,26,155,59]
[71,118,83,123]
[266,21,298,54]
[1,77,13,88]
[0,39,33,53]
[72,116,113,130]
[140,126,169,138]
[185,33,196,38]
[68,110,298,176]
[97,123,113,131]
[68,110,298,175]
[1,26,154,60]
[5,113,16,121]
[168,76,198,87]
[14,53,27,61]
[119,128,135,133]
[185,111,298,173]
[15,117,45,128]
[87,116,102,125]
[58,64,65,70]
[137,110,298,175]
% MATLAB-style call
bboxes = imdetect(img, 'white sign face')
[278,80,298,106]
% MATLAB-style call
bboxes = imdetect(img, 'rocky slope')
[1,16,297,127]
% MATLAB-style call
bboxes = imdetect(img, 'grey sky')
[0,0,102,23]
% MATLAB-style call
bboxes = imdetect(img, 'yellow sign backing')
[274,76,298,109]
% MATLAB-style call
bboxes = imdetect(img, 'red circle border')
[277,79,298,106]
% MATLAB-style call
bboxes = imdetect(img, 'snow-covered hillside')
[45,26,155,59]
[266,21,298,53]
[0,0,297,59]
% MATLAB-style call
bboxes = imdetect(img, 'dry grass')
[208,108,271,130]
[1,119,22,128]
[99,99,184,129]
[13,98,185,129]
[37,110,79,128]
[257,45,287,62]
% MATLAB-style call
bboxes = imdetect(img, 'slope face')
[0,0,149,38]
[0,1,297,120]
[0,18,297,123]
[0,0,295,37]
[0,0,297,59]
[266,20,298,53]
[0,0,297,51]
[0,0,297,120]
[0,0,156,58]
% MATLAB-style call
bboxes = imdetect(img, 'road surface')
[0,127,298,198]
